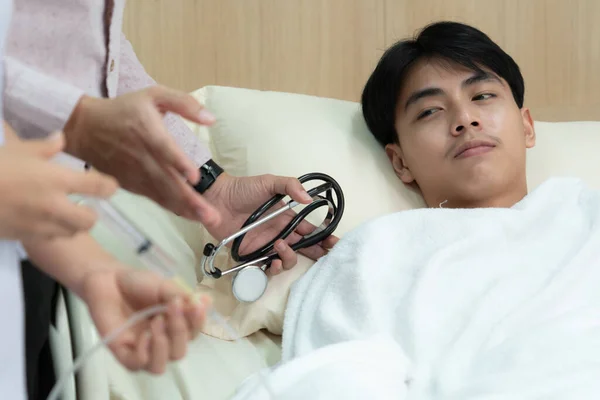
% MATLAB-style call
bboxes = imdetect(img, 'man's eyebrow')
[463,71,503,87]
[404,87,444,111]
[403,71,503,111]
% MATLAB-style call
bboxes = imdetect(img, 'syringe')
[79,197,194,294]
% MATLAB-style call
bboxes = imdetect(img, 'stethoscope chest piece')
[231,265,269,303]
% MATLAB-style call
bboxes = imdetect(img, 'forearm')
[22,233,123,299]
[4,56,84,139]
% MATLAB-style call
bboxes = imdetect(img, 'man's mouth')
[454,140,496,158]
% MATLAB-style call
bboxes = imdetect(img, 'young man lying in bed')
[232,21,600,399]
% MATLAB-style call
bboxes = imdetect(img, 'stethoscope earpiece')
[200,172,345,303]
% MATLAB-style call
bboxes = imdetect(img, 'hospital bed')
[51,85,600,400]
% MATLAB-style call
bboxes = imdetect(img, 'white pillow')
[526,121,600,189]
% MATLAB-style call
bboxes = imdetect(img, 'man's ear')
[521,107,536,149]
[385,143,414,184]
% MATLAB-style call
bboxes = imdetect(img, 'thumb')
[21,131,65,159]
[150,86,216,126]
[119,269,189,305]
[267,175,313,204]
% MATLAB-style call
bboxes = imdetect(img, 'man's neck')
[428,184,529,209]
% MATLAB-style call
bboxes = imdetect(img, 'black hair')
[361,21,525,147]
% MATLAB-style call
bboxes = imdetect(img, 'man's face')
[386,58,535,207]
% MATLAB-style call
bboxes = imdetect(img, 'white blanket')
[235,177,600,399]
[233,336,411,399]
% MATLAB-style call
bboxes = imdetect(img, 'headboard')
[123,0,600,122]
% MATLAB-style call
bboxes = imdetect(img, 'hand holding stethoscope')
[201,173,345,302]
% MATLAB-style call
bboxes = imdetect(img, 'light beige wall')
[123,0,600,121]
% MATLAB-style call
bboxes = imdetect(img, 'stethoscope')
[200,172,345,303]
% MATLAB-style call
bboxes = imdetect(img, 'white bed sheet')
[56,289,282,400]
[106,329,282,400]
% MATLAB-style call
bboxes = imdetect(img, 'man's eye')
[417,108,439,120]
[473,93,496,101]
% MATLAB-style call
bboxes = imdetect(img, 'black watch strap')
[194,159,224,194]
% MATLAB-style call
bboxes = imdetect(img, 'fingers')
[111,331,146,371]
[112,320,169,374]
[114,331,149,372]
[166,298,189,361]
[265,175,313,204]
[128,156,188,214]
[147,315,169,374]
[146,86,215,183]
[151,86,216,126]
[21,164,118,239]
[165,295,207,361]
[269,230,338,273]
[52,197,99,233]
[147,296,205,371]
[163,166,222,227]
[136,332,151,369]
[112,299,203,374]
[111,269,211,374]
[271,240,298,274]
[143,109,199,184]
[23,192,98,238]
[61,168,119,198]
[29,221,78,240]
[321,234,339,249]
[20,131,66,159]
[193,194,222,229]
[185,297,207,340]
[290,230,333,261]
[297,237,339,261]
[294,218,319,237]
[37,168,118,236]
[126,161,221,226]
[297,244,328,261]
[278,228,328,261]
[290,209,339,247]
[290,219,340,261]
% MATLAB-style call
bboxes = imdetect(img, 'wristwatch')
[194,159,224,194]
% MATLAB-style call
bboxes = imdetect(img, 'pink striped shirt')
[4,0,211,168]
